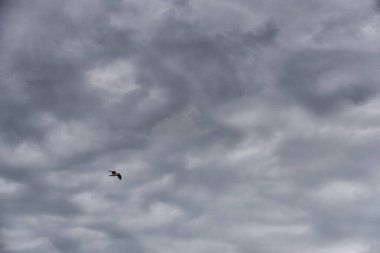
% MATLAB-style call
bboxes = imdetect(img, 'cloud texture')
[1,0,380,252]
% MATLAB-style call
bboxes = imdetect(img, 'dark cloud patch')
[0,0,138,145]
[133,18,278,115]
[0,242,11,253]
[2,184,81,219]
[0,0,11,27]
[375,0,380,12]
[275,134,374,188]
[50,234,82,253]
[278,50,378,115]
[0,210,11,253]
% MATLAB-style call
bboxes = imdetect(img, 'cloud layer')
[1,0,380,252]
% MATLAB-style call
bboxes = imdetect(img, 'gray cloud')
[278,50,379,115]
[1,0,379,252]
[376,0,380,12]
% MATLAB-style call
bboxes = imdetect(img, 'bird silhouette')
[109,170,122,180]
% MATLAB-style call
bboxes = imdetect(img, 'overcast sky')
[0,0,380,252]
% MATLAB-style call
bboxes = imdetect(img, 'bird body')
[109,170,122,180]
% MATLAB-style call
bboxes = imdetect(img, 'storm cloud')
[1,0,380,252]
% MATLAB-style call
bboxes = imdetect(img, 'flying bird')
[109,170,122,180]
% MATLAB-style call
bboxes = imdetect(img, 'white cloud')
[310,240,370,253]
[0,178,23,194]
[313,180,370,205]
[86,60,139,104]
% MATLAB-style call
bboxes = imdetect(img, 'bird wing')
[118,174,122,180]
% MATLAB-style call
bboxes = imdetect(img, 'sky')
[0,0,379,252]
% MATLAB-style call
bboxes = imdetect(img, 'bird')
[109,170,122,180]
